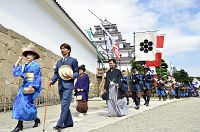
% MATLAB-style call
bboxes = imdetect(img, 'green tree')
[172,69,191,84]
[130,59,144,73]
[156,59,168,80]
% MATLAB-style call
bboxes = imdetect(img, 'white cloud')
[146,0,198,13]
[161,27,200,56]
[57,0,200,76]
[184,66,200,77]
[186,12,200,33]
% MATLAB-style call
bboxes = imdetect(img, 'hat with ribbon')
[58,65,73,80]
[22,43,40,59]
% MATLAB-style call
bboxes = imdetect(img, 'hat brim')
[144,67,150,70]
[58,65,73,80]
[22,51,40,59]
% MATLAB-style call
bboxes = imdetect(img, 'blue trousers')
[158,89,165,96]
[57,89,73,127]
[180,92,185,97]
[171,89,175,96]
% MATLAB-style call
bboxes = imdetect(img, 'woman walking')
[11,45,42,132]
[74,65,90,116]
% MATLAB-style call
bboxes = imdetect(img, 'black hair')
[122,70,126,72]
[78,64,86,72]
[132,66,138,70]
[23,51,38,60]
[144,67,150,71]
[108,59,116,64]
[60,43,71,55]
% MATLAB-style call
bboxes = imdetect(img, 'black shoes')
[10,125,23,132]
[144,101,149,106]
[33,118,40,128]
[135,106,139,110]
[53,126,62,132]
[127,100,129,105]
[53,124,73,131]
[64,124,73,128]
[11,118,40,132]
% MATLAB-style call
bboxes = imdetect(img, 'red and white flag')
[99,24,121,60]
[112,43,121,60]
[135,32,156,61]
[146,35,164,67]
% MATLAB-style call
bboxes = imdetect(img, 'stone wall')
[0,24,99,106]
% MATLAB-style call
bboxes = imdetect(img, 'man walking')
[104,59,128,117]
[130,66,142,109]
[49,43,79,132]
[142,67,153,106]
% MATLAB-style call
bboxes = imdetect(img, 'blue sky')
[57,0,200,77]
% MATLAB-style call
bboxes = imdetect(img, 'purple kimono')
[74,73,90,101]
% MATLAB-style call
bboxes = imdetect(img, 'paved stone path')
[0,97,188,132]
[91,98,200,132]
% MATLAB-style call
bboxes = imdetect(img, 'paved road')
[91,98,200,132]
[1,98,199,132]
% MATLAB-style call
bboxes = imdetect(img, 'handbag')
[76,100,88,113]
[23,86,35,94]
[101,90,107,100]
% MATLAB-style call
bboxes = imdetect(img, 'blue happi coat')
[130,74,142,92]
[142,72,153,89]
[12,61,42,121]
[122,75,129,92]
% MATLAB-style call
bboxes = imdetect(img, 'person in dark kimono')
[157,77,166,101]
[49,43,79,132]
[121,70,129,105]
[142,67,153,106]
[169,82,175,100]
[130,66,142,110]
[11,45,42,132]
[74,65,90,116]
[104,59,128,117]
[174,82,180,99]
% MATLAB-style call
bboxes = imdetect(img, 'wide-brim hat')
[22,44,40,59]
[22,50,40,59]
[58,65,73,80]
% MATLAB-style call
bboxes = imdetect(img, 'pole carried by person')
[43,84,50,131]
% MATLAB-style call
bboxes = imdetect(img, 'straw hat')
[58,65,73,80]
[22,43,40,59]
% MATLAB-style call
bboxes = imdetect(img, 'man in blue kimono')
[142,67,153,106]
[49,43,79,132]
[157,77,166,101]
[121,70,129,105]
[130,66,142,110]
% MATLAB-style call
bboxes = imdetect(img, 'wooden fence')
[0,91,60,113]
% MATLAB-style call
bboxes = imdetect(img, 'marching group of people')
[10,42,199,132]
[157,78,199,100]
[103,59,199,118]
